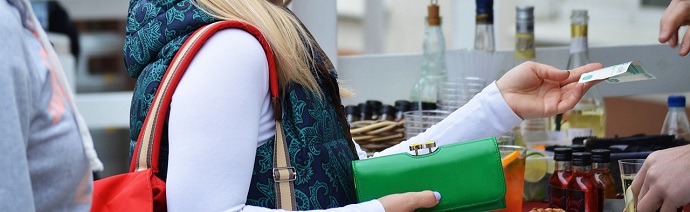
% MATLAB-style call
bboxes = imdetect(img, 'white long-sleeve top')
[166,29,524,212]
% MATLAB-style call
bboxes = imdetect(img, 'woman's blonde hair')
[192,0,321,96]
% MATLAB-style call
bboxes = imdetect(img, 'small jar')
[345,105,361,124]
[358,103,373,120]
[366,100,383,120]
[379,105,397,121]
[394,100,411,121]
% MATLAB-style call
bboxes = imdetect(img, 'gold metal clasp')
[425,141,437,154]
[409,143,423,156]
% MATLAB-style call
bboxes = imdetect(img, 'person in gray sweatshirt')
[0,0,102,211]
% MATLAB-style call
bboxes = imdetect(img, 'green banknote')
[578,61,656,84]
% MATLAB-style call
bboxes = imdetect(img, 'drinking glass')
[618,159,645,212]
[497,145,526,212]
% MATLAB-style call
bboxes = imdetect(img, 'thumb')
[411,191,441,209]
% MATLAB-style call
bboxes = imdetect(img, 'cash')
[578,61,656,84]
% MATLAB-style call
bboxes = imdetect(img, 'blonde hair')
[192,0,321,96]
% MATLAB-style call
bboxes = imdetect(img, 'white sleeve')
[373,82,523,157]
[166,29,384,212]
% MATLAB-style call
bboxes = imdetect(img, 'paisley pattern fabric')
[124,0,216,159]
[124,1,358,209]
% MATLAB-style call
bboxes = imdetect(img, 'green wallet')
[352,137,506,212]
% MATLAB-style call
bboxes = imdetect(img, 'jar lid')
[572,152,592,166]
[591,149,610,163]
[553,147,572,161]
[668,95,686,107]
[345,105,360,115]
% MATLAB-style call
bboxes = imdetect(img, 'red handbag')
[91,20,295,211]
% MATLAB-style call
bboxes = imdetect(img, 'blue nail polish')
[433,191,441,201]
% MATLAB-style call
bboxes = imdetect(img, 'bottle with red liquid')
[566,152,600,212]
[592,149,616,205]
[548,147,572,209]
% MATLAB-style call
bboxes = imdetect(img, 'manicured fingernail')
[433,191,441,201]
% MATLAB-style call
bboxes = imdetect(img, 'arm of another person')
[0,3,37,210]
[166,29,438,212]
[374,62,602,157]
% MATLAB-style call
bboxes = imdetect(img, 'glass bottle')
[548,147,572,209]
[661,95,690,140]
[591,149,617,202]
[410,0,448,107]
[514,5,548,143]
[566,152,601,212]
[561,10,606,140]
[474,0,495,52]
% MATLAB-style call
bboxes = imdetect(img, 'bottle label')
[514,33,535,59]
[569,37,588,54]
[566,189,586,212]
[548,185,566,209]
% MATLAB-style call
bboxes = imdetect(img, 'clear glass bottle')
[566,152,601,212]
[591,149,617,203]
[474,0,495,52]
[548,148,573,209]
[514,5,548,142]
[661,95,690,140]
[561,10,606,139]
[410,1,447,107]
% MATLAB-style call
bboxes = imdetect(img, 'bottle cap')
[571,144,586,153]
[395,100,411,112]
[410,102,437,111]
[553,147,573,161]
[358,103,372,115]
[591,149,610,163]
[476,0,494,22]
[570,10,589,26]
[428,3,441,26]
[380,105,397,116]
[572,152,592,166]
[366,100,383,114]
[668,95,686,108]
[345,105,360,115]
[515,5,534,33]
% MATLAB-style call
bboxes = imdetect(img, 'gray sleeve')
[0,1,37,211]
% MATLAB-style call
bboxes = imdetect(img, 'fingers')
[637,189,663,212]
[659,0,683,44]
[631,161,651,202]
[680,28,690,56]
[660,202,680,212]
[531,62,570,82]
[562,63,604,86]
[412,191,440,209]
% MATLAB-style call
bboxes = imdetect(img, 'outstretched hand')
[496,61,603,119]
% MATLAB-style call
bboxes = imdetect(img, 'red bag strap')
[130,20,280,172]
